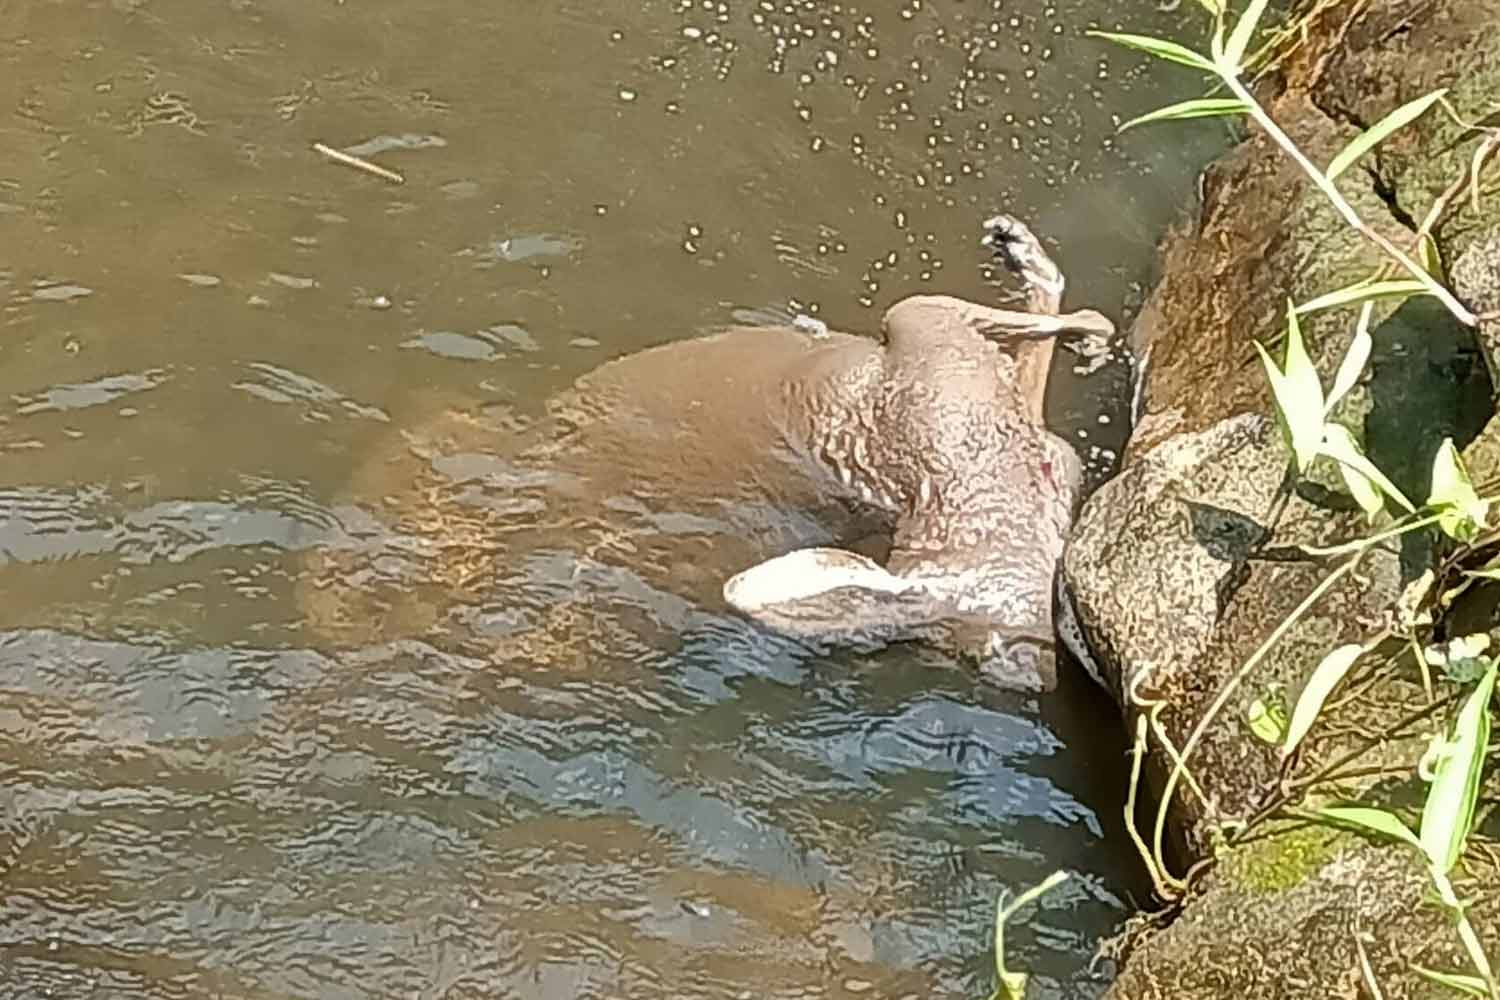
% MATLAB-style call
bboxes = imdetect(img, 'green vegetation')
[1089,0,1500,995]
[987,871,1069,1000]
[1221,823,1344,893]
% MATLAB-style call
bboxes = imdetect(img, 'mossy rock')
[1069,0,1500,994]
[1110,839,1500,999]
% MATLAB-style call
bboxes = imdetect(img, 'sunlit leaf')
[1282,643,1364,758]
[1221,0,1270,72]
[1325,302,1374,413]
[1257,303,1325,473]
[1419,662,1496,873]
[1413,967,1489,998]
[1418,232,1444,277]
[1294,278,1428,315]
[1321,425,1383,519]
[1086,31,1218,73]
[1472,136,1497,213]
[1247,697,1287,744]
[1207,7,1227,61]
[1326,89,1449,181]
[1119,97,1252,132]
[1340,461,1385,520]
[1429,438,1488,542]
[1464,567,1500,581]
[1317,805,1423,852]
[1320,424,1416,513]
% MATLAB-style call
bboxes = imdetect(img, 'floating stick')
[312,142,405,185]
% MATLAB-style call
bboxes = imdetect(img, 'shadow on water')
[1,0,1218,995]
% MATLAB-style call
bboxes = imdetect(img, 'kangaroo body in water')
[303,216,1113,689]
[719,215,1113,687]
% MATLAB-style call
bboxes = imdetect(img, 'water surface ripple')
[0,0,1224,995]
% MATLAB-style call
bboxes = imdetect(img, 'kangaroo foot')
[982,214,1065,313]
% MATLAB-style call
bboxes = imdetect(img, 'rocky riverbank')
[1067,1,1500,995]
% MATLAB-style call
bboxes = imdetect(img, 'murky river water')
[1,2,1225,996]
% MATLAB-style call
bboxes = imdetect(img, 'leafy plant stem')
[1149,710,1207,889]
[1218,72,1478,327]
[1235,690,1458,839]
[991,871,1071,1000]
[1431,866,1500,999]
[1152,554,1364,871]
[1300,510,1447,556]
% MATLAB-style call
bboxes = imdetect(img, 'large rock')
[1064,0,1500,995]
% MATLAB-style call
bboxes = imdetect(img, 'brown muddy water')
[0,2,1226,997]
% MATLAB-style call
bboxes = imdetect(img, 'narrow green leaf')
[1464,567,1500,581]
[1281,304,1325,472]
[1197,0,1225,15]
[1317,805,1423,852]
[1086,31,1218,73]
[1418,232,1444,277]
[1119,97,1252,132]
[1419,662,1496,873]
[1321,424,1383,518]
[1429,438,1489,542]
[1412,967,1490,998]
[1325,302,1374,412]
[1295,278,1428,315]
[1326,89,1449,181]
[1208,13,1227,63]
[1319,424,1416,513]
[1282,643,1364,758]
[1473,136,1496,213]
[1221,0,1270,71]
[1339,458,1385,520]
[1257,303,1325,473]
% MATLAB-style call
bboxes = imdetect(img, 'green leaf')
[1419,661,1496,873]
[1464,567,1500,581]
[1247,697,1287,744]
[1086,31,1218,73]
[1320,423,1416,513]
[1119,97,1252,132]
[1256,303,1325,473]
[1197,0,1225,14]
[1412,967,1490,998]
[1325,302,1374,412]
[1326,89,1449,181]
[1418,232,1444,277]
[1337,457,1385,520]
[1282,643,1364,758]
[1317,805,1423,853]
[1294,278,1429,315]
[1429,438,1489,542]
[1221,0,1270,71]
